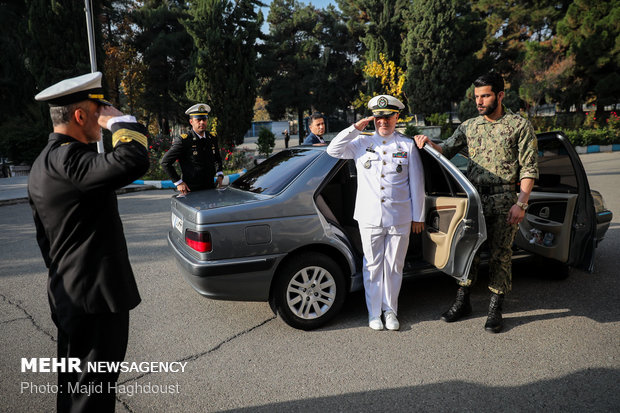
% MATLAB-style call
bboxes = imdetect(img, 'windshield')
[231,148,321,195]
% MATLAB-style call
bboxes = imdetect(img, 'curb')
[575,144,620,154]
[131,169,246,188]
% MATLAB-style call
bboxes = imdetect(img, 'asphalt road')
[1,152,618,412]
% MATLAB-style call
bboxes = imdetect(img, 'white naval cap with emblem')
[185,103,211,118]
[368,95,405,116]
[34,72,111,107]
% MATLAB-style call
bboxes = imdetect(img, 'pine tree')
[132,0,194,135]
[184,0,263,148]
[556,0,620,113]
[402,0,484,118]
[0,0,106,163]
[260,1,359,137]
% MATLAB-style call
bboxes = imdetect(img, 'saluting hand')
[354,116,375,131]
[97,106,124,129]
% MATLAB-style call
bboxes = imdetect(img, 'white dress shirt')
[327,125,425,226]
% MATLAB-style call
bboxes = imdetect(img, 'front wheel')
[273,253,346,330]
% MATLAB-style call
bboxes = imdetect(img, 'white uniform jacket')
[327,125,425,227]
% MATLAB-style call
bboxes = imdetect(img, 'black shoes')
[441,288,505,333]
[484,293,504,333]
[440,286,472,322]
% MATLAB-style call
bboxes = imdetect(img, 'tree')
[101,0,147,114]
[336,0,407,98]
[257,127,275,156]
[352,53,405,111]
[184,0,263,148]
[132,0,193,135]
[336,0,407,66]
[556,0,620,114]
[402,0,484,118]
[309,5,361,117]
[260,0,321,136]
[473,0,572,87]
[260,1,359,136]
[1,0,106,164]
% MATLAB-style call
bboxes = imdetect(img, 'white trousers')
[359,222,411,319]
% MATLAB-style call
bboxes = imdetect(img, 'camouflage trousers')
[458,192,519,294]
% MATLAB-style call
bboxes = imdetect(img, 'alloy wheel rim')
[286,266,336,320]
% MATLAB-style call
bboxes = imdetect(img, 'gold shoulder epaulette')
[180,133,188,139]
[360,131,373,136]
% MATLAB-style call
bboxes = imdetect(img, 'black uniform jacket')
[160,129,223,190]
[28,122,149,329]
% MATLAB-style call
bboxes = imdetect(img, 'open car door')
[513,132,597,271]
[419,146,487,283]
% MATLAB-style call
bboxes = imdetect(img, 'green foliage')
[557,0,620,110]
[132,1,193,133]
[0,106,49,165]
[1,0,104,164]
[564,128,620,147]
[403,124,420,137]
[473,0,572,88]
[257,127,275,156]
[336,0,408,68]
[529,112,586,132]
[403,0,485,116]
[260,0,359,134]
[222,148,253,173]
[184,0,263,149]
[426,113,448,127]
[141,134,173,180]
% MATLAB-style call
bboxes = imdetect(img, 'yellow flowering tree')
[352,53,407,110]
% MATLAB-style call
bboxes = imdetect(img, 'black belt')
[475,183,516,195]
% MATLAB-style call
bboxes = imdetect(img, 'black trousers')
[53,311,129,413]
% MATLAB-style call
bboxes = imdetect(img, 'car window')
[535,135,578,193]
[231,148,321,195]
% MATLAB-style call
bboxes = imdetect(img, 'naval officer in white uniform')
[327,95,425,331]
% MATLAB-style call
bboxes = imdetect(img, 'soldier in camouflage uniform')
[414,72,538,333]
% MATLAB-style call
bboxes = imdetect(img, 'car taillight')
[185,230,212,252]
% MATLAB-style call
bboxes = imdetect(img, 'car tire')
[273,253,346,330]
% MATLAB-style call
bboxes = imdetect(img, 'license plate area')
[171,212,183,234]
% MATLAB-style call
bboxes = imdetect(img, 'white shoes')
[384,311,400,331]
[369,317,383,331]
[369,312,399,331]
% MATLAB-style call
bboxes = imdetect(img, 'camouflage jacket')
[440,107,539,186]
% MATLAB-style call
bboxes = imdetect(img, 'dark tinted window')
[231,148,321,195]
[535,135,578,193]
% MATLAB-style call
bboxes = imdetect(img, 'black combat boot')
[484,293,504,333]
[440,286,472,322]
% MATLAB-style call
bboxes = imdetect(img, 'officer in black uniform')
[160,103,223,194]
[28,72,149,412]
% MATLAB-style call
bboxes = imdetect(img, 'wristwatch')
[516,201,529,211]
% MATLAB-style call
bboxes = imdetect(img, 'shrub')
[257,127,275,156]
[143,134,173,180]
[403,123,420,136]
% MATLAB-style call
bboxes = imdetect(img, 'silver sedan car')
[167,131,612,330]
